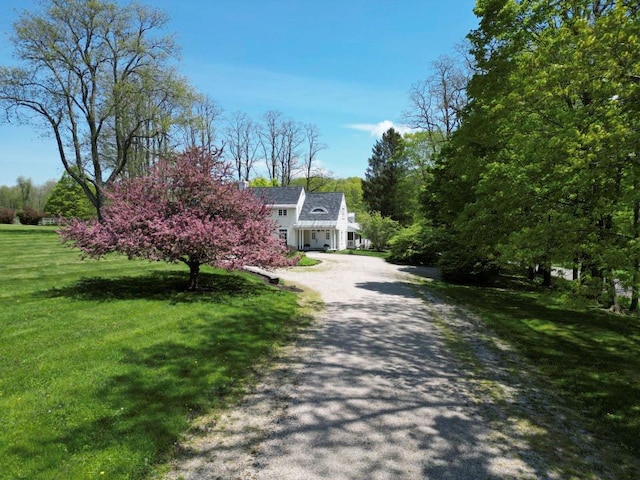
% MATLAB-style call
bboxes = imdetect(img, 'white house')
[250,186,363,251]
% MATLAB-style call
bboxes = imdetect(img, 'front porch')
[294,228,340,251]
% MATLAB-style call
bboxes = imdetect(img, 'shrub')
[387,223,441,266]
[0,207,16,224]
[359,211,399,251]
[17,206,45,226]
[438,241,500,284]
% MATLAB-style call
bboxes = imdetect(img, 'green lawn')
[0,225,306,480]
[332,248,387,258]
[428,277,640,469]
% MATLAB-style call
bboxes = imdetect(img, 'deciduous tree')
[0,0,190,219]
[359,211,400,251]
[61,149,293,290]
[45,169,95,220]
[224,111,259,182]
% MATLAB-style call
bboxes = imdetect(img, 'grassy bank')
[428,276,640,467]
[0,225,306,479]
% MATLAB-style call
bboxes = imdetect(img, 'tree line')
[360,0,640,311]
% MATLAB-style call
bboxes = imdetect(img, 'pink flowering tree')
[61,149,294,290]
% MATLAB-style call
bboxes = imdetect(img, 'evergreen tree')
[362,128,412,225]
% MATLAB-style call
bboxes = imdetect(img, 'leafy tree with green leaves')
[318,177,365,215]
[249,177,280,187]
[430,0,640,302]
[44,170,95,220]
[387,221,441,266]
[0,0,195,220]
[359,211,399,251]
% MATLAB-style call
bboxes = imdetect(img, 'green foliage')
[362,128,414,225]
[332,248,387,258]
[0,225,306,479]
[438,238,500,284]
[317,177,366,214]
[1,0,193,219]
[429,278,640,475]
[0,207,15,224]
[359,211,399,251]
[17,206,44,225]
[249,177,280,187]
[387,222,441,266]
[421,1,640,305]
[1,180,55,211]
[295,253,321,267]
[44,170,95,219]
[0,185,21,209]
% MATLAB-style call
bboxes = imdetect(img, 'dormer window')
[311,207,328,214]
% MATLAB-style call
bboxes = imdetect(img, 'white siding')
[335,195,349,250]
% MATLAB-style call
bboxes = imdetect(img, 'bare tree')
[259,110,285,182]
[224,111,260,181]
[302,123,328,191]
[404,55,469,144]
[182,94,223,155]
[278,118,304,186]
[257,111,304,186]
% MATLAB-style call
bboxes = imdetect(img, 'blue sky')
[0,0,478,186]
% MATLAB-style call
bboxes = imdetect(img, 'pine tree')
[362,128,412,225]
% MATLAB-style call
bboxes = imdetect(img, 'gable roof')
[299,192,344,221]
[293,192,345,228]
[250,186,304,206]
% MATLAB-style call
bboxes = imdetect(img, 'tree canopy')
[44,169,95,220]
[412,0,640,306]
[61,149,293,289]
[362,128,413,225]
[0,0,195,219]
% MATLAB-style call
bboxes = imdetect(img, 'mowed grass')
[0,225,306,480]
[332,248,387,258]
[429,277,640,465]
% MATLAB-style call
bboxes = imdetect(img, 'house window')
[311,207,328,214]
[311,232,316,240]
[278,209,287,216]
[279,229,288,244]
[326,232,330,240]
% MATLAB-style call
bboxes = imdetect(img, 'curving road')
[167,253,608,479]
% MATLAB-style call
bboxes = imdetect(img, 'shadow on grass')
[43,270,266,303]
[10,294,305,478]
[435,281,640,459]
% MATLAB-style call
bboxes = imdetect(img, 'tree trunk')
[527,265,535,281]
[631,197,640,312]
[606,276,620,312]
[188,262,200,290]
[542,267,552,288]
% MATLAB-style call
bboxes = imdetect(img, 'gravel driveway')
[166,253,613,479]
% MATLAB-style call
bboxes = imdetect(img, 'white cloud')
[345,120,414,138]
